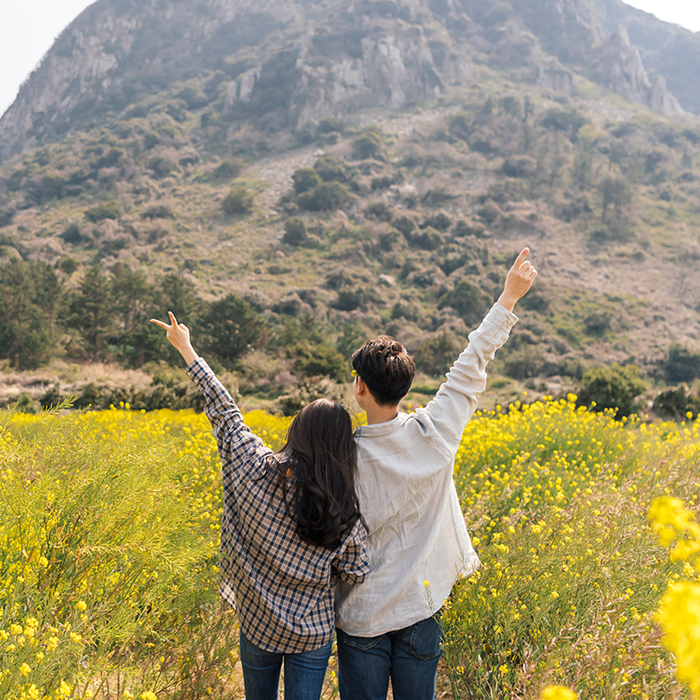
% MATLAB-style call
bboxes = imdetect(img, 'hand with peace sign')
[151,312,199,366]
[497,247,538,312]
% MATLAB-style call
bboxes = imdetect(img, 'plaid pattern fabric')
[186,358,369,653]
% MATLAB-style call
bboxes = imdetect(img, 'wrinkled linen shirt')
[186,358,370,653]
[335,303,517,637]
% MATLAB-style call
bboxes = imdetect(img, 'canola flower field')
[0,398,698,699]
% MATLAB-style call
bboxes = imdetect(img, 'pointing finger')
[151,319,169,330]
[512,247,530,269]
[168,311,178,327]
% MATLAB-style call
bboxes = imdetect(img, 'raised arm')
[422,248,537,452]
[151,312,268,466]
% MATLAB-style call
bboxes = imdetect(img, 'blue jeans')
[239,631,333,700]
[336,615,442,700]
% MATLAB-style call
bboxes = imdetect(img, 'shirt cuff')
[488,302,519,329]
[185,356,214,387]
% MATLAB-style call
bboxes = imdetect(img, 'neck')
[364,403,400,425]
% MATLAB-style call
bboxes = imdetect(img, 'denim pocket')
[337,629,384,651]
[408,617,442,661]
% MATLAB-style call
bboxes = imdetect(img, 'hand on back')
[497,247,537,312]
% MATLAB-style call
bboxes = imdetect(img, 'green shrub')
[665,343,700,383]
[364,200,393,221]
[295,342,348,381]
[577,363,648,418]
[353,126,383,159]
[653,384,700,420]
[213,159,245,180]
[283,218,307,245]
[141,204,174,219]
[297,182,351,211]
[84,202,122,223]
[143,131,160,150]
[414,333,459,376]
[584,309,612,335]
[222,186,255,215]
[94,147,124,169]
[438,280,492,327]
[313,156,349,182]
[59,223,83,244]
[292,167,321,194]
[393,215,418,238]
[199,294,263,367]
[421,212,452,231]
[540,107,588,137]
[318,117,345,134]
[410,227,443,251]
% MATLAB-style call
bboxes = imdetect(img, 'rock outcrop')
[0,0,690,157]
[509,0,603,63]
[0,0,472,156]
[592,26,683,116]
[592,0,700,114]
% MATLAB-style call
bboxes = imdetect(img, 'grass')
[0,399,698,698]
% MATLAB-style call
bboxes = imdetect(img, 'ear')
[355,377,367,395]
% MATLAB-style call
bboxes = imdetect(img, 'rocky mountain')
[0,0,695,158]
[593,0,700,114]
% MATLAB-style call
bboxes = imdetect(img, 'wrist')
[179,344,198,366]
[497,293,518,313]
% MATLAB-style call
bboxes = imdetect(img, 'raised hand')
[497,248,538,312]
[151,312,198,365]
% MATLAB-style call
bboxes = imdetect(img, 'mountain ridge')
[0,0,696,158]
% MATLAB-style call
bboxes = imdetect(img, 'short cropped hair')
[352,335,414,406]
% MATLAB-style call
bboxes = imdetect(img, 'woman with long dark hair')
[152,312,368,700]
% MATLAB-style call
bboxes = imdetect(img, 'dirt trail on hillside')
[250,105,460,211]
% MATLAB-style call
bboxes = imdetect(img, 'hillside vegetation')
[2,76,700,411]
[1,0,700,415]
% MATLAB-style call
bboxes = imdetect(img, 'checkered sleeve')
[332,517,370,585]
[185,357,271,468]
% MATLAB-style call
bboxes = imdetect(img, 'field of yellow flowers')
[0,397,698,699]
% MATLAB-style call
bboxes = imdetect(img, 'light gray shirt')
[335,303,518,636]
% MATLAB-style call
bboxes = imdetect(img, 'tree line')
[0,259,264,371]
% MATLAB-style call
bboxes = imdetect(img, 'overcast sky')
[1,0,699,118]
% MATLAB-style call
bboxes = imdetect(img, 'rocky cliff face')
[0,0,692,157]
[592,0,700,114]
[509,0,603,62]
[0,0,473,156]
[592,26,683,115]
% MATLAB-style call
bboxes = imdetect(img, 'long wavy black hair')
[276,399,361,549]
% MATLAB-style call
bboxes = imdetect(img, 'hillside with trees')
[1,0,700,416]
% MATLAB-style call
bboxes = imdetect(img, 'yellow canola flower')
[56,681,72,699]
[19,663,31,676]
[539,686,578,700]
[140,692,157,700]
[656,581,700,697]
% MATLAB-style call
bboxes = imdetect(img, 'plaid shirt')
[186,358,369,653]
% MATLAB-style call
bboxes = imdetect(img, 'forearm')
[178,343,198,367]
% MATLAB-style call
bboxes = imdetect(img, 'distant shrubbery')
[577,363,648,418]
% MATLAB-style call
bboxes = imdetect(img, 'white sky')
[0,0,699,119]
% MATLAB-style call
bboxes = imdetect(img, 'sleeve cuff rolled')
[489,302,519,329]
[185,357,214,388]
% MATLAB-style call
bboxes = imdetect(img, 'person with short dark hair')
[152,313,369,700]
[335,248,537,700]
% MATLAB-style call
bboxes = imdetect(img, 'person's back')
[152,311,369,700]
[335,248,537,700]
